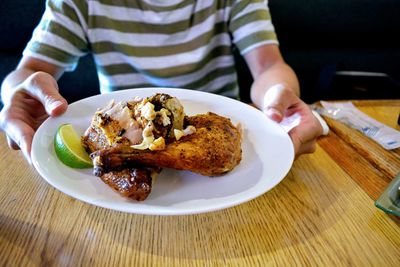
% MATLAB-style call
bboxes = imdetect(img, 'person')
[0,0,323,164]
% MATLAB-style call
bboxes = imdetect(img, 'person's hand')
[0,71,68,164]
[262,84,323,157]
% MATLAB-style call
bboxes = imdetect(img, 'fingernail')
[264,107,283,121]
[49,100,64,111]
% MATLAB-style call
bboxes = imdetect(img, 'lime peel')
[54,124,93,168]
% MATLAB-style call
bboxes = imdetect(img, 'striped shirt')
[24,0,278,98]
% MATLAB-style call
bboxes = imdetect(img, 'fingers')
[6,135,19,149]
[290,133,318,159]
[298,140,317,155]
[263,84,298,122]
[1,116,35,164]
[0,71,67,164]
[288,110,324,157]
[293,111,324,142]
[23,71,68,116]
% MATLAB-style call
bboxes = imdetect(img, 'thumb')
[263,84,298,123]
[24,72,68,116]
[47,97,68,116]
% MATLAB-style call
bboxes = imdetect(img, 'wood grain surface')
[0,101,400,266]
[318,100,400,200]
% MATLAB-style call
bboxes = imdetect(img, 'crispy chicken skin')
[91,112,242,177]
[100,167,161,201]
[82,124,156,201]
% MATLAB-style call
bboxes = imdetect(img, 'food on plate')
[54,123,93,168]
[82,93,185,152]
[99,167,161,201]
[92,112,242,177]
[80,93,242,201]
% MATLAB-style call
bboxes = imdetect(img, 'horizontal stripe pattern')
[97,45,233,77]
[98,55,234,87]
[93,34,232,69]
[87,11,229,46]
[24,0,277,98]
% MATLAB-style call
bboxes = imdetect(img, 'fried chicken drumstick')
[91,112,242,177]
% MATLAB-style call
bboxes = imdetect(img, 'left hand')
[262,84,324,157]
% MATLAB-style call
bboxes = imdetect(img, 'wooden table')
[1,100,399,266]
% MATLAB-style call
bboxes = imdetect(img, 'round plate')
[32,88,294,215]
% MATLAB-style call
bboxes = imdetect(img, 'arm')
[245,44,300,108]
[244,44,323,157]
[0,56,67,163]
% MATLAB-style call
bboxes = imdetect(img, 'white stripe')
[88,9,227,47]
[240,40,279,55]
[89,0,215,24]
[141,0,184,6]
[233,20,275,44]
[94,33,232,69]
[32,30,86,57]
[43,6,87,42]
[22,50,77,71]
[100,55,235,87]
[231,2,269,21]
[98,72,142,87]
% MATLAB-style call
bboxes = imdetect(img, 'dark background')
[1,0,399,110]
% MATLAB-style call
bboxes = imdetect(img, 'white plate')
[32,88,294,215]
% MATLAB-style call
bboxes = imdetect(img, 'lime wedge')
[54,124,93,168]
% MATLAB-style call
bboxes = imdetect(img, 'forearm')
[250,62,300,110]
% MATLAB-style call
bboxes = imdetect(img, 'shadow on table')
[0,213,86,266]
[83,153,355,262]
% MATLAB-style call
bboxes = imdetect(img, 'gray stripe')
[230,9,271,33]
[235,31,277,52]
[91,23,228,57]
[41,20,88,51]
[30,41,78,64]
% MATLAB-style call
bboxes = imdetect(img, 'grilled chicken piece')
[81,93,185,200]
[91,112,242,177]
[100,167,161,201]
[82,126,158,201]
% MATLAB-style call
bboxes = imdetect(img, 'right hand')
[0,71,68,164]
[262,84,324,158]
